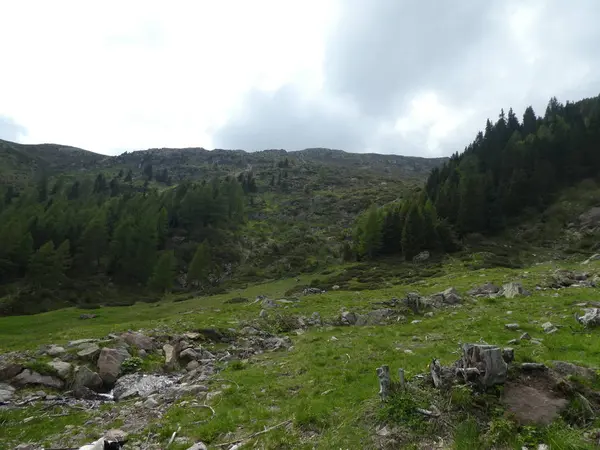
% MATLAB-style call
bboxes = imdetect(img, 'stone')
[441,287,461,304]
[79,313,97,320]
[520,332,531,340]
[550,361,598,381]
[15,445,36,450]
[507,339,520,345]
[0,382,16,403]
[73,366,103,391]
[12,369,64,389]
[77,344,100,360]
[48,360,72,380]
[332,285,340,290]
[179,348,200,361]
[46,345,66,357]
[502,348,515,363]
[411,320,422,324]
[413,250,430,262]
[576,308,600,328]
[67,338,98,347]
[505,323,520,330]
[259,309,268,318]
[187,443,208,450]
[97,347,130,384]
[542,322,558,334]
[144,396,160,408]
[261,298,278,308]
[0,361,23,381]
[579,206,600,228]
[187,360,200,371]
[467,282,500,297]
[113,373,175,401]
[121,331,155,351]
[340,310,357,325]
[309,311,322,326]
[184,332,201,340]
[501,282,530,299]
[355,308,395,326]
[520,363,547,371]
[424,312,434,318]
[105,429,128,443]
[163,344,177,368]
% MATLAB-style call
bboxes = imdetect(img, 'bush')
[121,357,144,375]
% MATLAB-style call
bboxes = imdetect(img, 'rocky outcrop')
[97,347,130,384]
[12,369,64,389]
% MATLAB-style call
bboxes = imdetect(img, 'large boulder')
[467,282,500,297]
[45,345,66,357]
[48,360,72,380]
[0,383,15,403]
[12,369,64,389]
[113,373,174,401]
[163,344,177,369]
[77,343,100,361]
[97,347,130,384]
[439,287,461,304]
[579,206,600,228]
[73,366,103,391]
[121,332,155,351]
[340,310,357,325]
[0,361,23,381]
[500,282,530,299]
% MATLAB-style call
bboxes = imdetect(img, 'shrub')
[121,357,143,375]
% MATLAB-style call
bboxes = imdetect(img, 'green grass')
[2,259,600,448]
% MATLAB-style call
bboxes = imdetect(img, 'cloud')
[0,116,27,142]
[214,0,600,156]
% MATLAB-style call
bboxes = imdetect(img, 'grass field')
[2,258,600,449]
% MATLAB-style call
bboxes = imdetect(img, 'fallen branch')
[166,426,181,448]
[416,408,440,418]
[214,419,292,447]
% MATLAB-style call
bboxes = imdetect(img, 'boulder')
[0,382,15,403]
[542,322,558,334]
[97,347,130,384]
[163,344,177,369]
[340,310,357,325]
[121,332,155,351]
[79,313,97,320]
[179,348,200,362]
[187,443,208,450]
[355,308,395,326]
[113,373,174,401]
[576,308,600,328]
[46,345,66,357]
[440,287,461,304]
[579,206,600,228]
[48,360,72,380]
[550,361,598,381]
[77,344,100,360]
[0,361,23,381]
[505,323,520,330]
[12,369,64,389]
[467,282,500,297]
[73,366,103,391]
[500,282,530,299]
[413,250,430,262]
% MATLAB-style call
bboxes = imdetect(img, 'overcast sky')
[1,0,599,157]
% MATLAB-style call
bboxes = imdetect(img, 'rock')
[163,344,177,369]
[187,443,208,450]
[467,282,500,297]
[500,282,530,299]
[12,369,64,389]
[144,396,160,408]
[308,311,322,326]
[67,338,98,347]
[507,339,520,345]
[576,308,600,327]
[550,361,598,381]
[259,309,268,318]
[0,382,16,403]
[413,250,430,262]
[187,360,200,371]
[520,332,531,340]
[79,313,97,320]
[184,332,201,340]
[121,331,155,351]
[73,366,103,391]
[0,361,23,381]
[542,322,558,334]
[440,287,461,304]
[502,348,515,363]
[97,347,130,384]
[579,206,600,228]
[582,254,600,265]
[520,363,547,371]
[240,326,260,336]
[356,308,395,326]
[303,287,325,295]
[505,323,520,330]
[77,344,100,360]
[261,298,277,308]
[48,360,72,380]
[461,343,508,387]
[46,345,66,357]
[332,285,340,290]
[179,348,200,361]
[167,384,208,399]
[424,312,434,318]
[15,445,36,450]
[263,336,293,351]
[105,429,128,443]
[340,310,357,325]
[411,320,422,324]
[113,373,175,401]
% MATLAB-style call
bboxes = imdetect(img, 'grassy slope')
[2,258,600,449]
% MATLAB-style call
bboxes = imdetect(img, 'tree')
[356,204,382,258]
[79,213,108,270]
[401,203,425,260]
[148,250,175,292]
[157,207,169,247]
[188,242,212,286]
[522,106,537,136]
[124,169,133,183]
[144,164,153,181]
[56,239,72,275]
[28,241,61,287]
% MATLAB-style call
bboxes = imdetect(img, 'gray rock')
[340,310,357,325]
[413,250,430,262]
[105,429,128,442]
[579,206,600,228]
[356,308,395,326]
[550,361,598,381]
[461,344,508,387]
[502,348,515,363]
[166,384,208,399]
[441,287,461,304]
[0,361,23,381]
[121,331,155,351]
[77,344,100,360]
[67,338,98,347]
[467,282,500,297]
[424,312,434,318]
[0,382,16,403]
[500,282,530,299]
[179,348,200,361]
[332,285,340,290]
[15,445,36,450]
[261,298,277,308]
[113,373,175,401]
[542,322,558,334]
[144,396,160,408]
[576,308,600,328]
[187,443,208,450]
[520,332,531,340]
[79,313,97,320]
[507,339,520,345]
[12,369,64,389]
[163,344,177,368]
[73,366,103,391]
[259,309,268,318]
[520,362,547,371]
[97,347,130,384]
[505,323,520,330]
[46,345,66,357]
[48,360,72,380]
[309,311,322,326]
[187,360,200,371]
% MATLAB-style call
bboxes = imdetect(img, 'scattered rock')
[541,322,558,334]
[502,348,515,363]
[144,397,160,408]
[48,360,72,380]
[113,373,175,401]
[261,298,278,308]
[179,348,200,362]
[520,332,531,340]
[355,308,395,326]
[340,310,357,325]
[183,332,201,340]
[79,313,97,320]
[105,429,128,443]
[467,282,500,297]
[121,331,155,351]
[308,311,322,326]
[15,444,36,450]
[505,323,520,330]
[0,382,15,403]
[440,287,461,304]
[303,287,325,295]
[77,343,101,360]
[12,369,64,389]
[45,345,66,357]
[576,308,600,328]
[413,250,430,262]
[500,282,530,299]
[548,269,593,288]
[97,347,131,384]
[73,366,103,391]
[0,361,23,381]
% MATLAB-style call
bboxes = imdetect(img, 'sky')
[1,0,599,157]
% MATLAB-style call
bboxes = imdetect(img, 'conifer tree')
[148,250,175,292]
[188,242,212,286]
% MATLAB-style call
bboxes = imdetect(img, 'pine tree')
[124,169,133,182]
[144,164,153,181]
[188,242,212,287]
[28,241,59,287]
[522,106,537,136]
[56,239,72,275]
[401,203,425,260]
[79,213,108,270]
[148,250,175,292]
[157,207,169,247]
[357,205,382,258]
